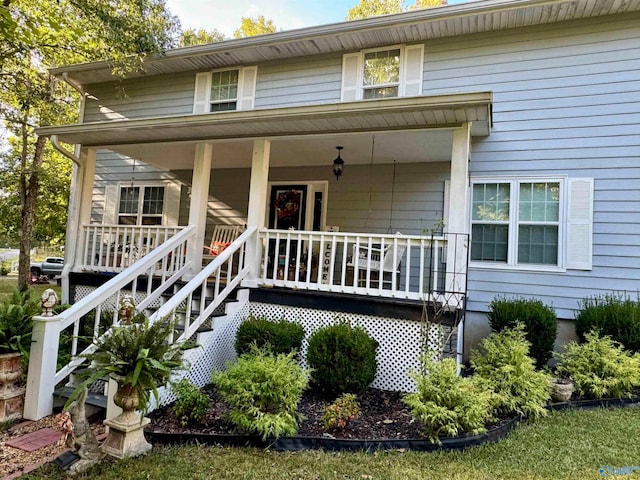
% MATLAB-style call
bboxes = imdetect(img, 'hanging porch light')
[332,146,345,180]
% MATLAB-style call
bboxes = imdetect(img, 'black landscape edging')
[546,396,640,412]
[145,415,521,453]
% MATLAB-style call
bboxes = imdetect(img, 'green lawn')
[24,407,640,479]
[0,276,61,303]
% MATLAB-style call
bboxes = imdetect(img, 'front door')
[268,185,307,230]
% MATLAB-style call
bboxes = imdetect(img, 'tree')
[233,15,277,39]
[346,0,446,20]
[346,0,403,20]
[0,0,181,291]
[409,0,448,9]
[179,28,225,47]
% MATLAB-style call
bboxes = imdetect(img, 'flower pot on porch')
[101,376,152,459]
[0,352,26,422]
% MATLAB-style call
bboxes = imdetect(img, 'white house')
[24,0,640,420]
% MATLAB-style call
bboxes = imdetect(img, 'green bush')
[322,393,360,431]
[404,353,494,444]
[0,289,40,355]
[555,330,640,399]
[471,325,551,419]
[0,262,9,276]
[575,294,640,353]
[171,379,209,427]
[212,347,309,439]
[488,296,558,367]
[306,321,378,397]
[234,315,305,356]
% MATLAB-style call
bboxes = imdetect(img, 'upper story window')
[210,69,239,112]
[341,44,424,102]
[363,48,401,99]
[118,185,165,225]
[470,177,594,271]
[193,66,257,114]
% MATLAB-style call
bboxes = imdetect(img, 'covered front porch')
[50,93,491,305]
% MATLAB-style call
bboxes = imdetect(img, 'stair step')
[53,386,108,410]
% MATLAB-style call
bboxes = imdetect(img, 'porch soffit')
[50,0,640,85]
[37,92,492,148]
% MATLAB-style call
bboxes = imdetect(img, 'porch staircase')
[51,282,246,414]
[24,227,257,421]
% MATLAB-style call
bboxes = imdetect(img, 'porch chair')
[202,224,244,264]
[348,234,407,290]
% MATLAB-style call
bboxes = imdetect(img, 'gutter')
[49,0,577,80]
[47,72,86,165]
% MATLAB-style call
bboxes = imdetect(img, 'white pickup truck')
[30,257,64,278]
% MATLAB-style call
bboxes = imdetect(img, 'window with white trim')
[118,186,165,225]
[210,69,239,112]
[471,179,572,268]
[341,44,424,102]
[363,48,401,99]
[193,66,257,114]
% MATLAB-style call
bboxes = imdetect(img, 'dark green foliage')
[234,315,305,356]
[471,325,551,419]
[0,263,9,276]
[212,347,309,439]
[171,379,209,427]
[67,316,195,415]
[0,289,40,355]
[575,294,640,353]
[404,353,494,444]
[556,330,640,399]
[306,321,378,397]
[488,296,558,367]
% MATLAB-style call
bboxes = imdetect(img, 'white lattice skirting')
[157,300,458,408]
[73,286,459,408]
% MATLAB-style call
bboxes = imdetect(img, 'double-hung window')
[341,44,424,102]
[209,69,239,112]
[471,179,564,268]
[118,186,165,225]
[362,48,401,99]
[193,66,258,114]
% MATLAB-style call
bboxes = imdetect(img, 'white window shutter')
[237,66,257,111]
[193,72,211,114]
[402,44,424,97]
[566,178,594,270]
[341,53,361,102]
[103,184,119,225]
[163,182,181,226]
[443,180,450,231]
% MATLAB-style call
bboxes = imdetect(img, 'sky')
[166,0,475,38]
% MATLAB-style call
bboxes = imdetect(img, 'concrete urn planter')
[0,352,25,422]
[550,378,574,403]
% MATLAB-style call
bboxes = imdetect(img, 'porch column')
[244,139,271,284]
[445,123,471,297]
[63,147,96,304]
[186,143,212,277]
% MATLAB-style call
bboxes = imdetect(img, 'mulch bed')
[148,386,426,440]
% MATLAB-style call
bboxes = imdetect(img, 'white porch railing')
[259,229,468,302]
[24,225,195,420]
[80,224,184,272]
[149,227,255,341]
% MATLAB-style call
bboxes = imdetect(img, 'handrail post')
[24,315,61,420]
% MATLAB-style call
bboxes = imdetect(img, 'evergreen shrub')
[575,294,640,353]
[234,315,305,356]
[306,321,378,397]
[471,325,551,419]
[488,296,558,367]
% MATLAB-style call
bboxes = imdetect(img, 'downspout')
[55,73,87,303]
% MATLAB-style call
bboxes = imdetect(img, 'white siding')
[421,13,640,318]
